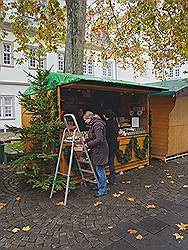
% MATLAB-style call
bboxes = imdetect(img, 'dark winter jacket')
[105,118,119,153]
[87,116,109,166]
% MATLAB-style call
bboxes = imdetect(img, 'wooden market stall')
[23,72,167,178]
[149,78,188,161]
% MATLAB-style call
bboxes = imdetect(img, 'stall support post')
[0,141,5,163]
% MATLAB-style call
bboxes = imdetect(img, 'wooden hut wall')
[167,96,188,156]
[150,96,175,159]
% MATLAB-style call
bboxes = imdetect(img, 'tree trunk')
[64,0,86,74]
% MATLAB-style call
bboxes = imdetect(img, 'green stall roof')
[149,78,188,96]
[24,71,168,95]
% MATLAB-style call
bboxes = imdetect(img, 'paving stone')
[103,238,136,250]
[131,233,179,250]
[0,156,188,250]
[136,216,169,234]
[155,225,188,250]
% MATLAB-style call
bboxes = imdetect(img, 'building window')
[169,68,174,77]
[2,42,13,66]
[102,62,113,77]
[58,53,64,71]
[0,96,15,119]
[175,68,180,77]
[29,48,46,69]
[83,60,93,75]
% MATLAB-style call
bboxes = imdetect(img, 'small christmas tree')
[7,69,75,192]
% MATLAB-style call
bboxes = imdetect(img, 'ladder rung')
[83,178,97,184]
[78,160,90,164]
[80,169,94,174]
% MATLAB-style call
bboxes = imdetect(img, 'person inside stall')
[76,108,88,131]
[103,109,119,185]
[83,111,109,197]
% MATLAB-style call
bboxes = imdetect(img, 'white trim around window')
[1,41,14,67]
[102,61,113,77]
[0,96,15,120]
[83,60,94,75]
[57,53,64,72]
[28,47,46,70]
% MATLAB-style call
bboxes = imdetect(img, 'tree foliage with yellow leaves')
[0,0,187,74]
[87,0,187,73]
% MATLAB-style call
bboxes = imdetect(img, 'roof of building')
[24,71,168,95]
[149,78,188,96]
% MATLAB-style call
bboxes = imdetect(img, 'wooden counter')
[60,133,150,180]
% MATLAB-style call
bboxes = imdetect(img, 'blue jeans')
[95,165,107,195]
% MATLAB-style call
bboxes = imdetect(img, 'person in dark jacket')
[83,111,109,197]
[103,109,119,185]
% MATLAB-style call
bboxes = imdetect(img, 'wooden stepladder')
[50,114,98,206]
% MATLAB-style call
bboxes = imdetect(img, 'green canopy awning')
[149,78,188,96]
[24,71,168,95]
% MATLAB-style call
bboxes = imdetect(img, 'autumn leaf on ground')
[121,181,125,184]
[22,226,30,232]
[167,176,172,178]
[0,202,6,209]
[127,197,135,202]
[145,185,151,188]
[170,181,175,184]
[138,166,145,169]
[146,204,156,209]
[108,226,113,229]
[94,201,103,207]
[126,181,131,184]
[173,233,184,240]
[178,175,184,178]
[136,234,143,240]
[118,191,124,195]
[176,223,188,231]
[12,227,20,233]
[113,193,121,198]
[161,181,164,184]
[55,201,64,206]
[183,185,188,188]
[127,229,137,234]
[15,196,21,203]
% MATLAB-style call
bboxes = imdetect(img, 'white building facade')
[0,29,188,131]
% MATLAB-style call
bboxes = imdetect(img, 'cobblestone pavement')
[0,157,188,250]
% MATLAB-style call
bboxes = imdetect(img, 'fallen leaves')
[145,204,156,209]
[113,191,124,198]
[127,229,143,240]
[145,185,151,188]
[113,193,121,198]
[94,201,103,207]
[170,181,175,184]
[12,225,31,233]
[126,181,131,184]
[167,175,172,179]
[121,181,125,184]
[12,228,20,233]
[173,233,184,240]
[127,197,135,202]
[22,226,30,232]
[178,175,184,178]
[15,196,21,203]
[183,185,188,188]
[55,201,64,207]
[161,181,164,184]
[136,234,143,240]
[176,223,188,231]
[119,171,124,175]
[128,229,137,234]
[108,226,113,229]
[138,166,145,169]
[0,202,6,209]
